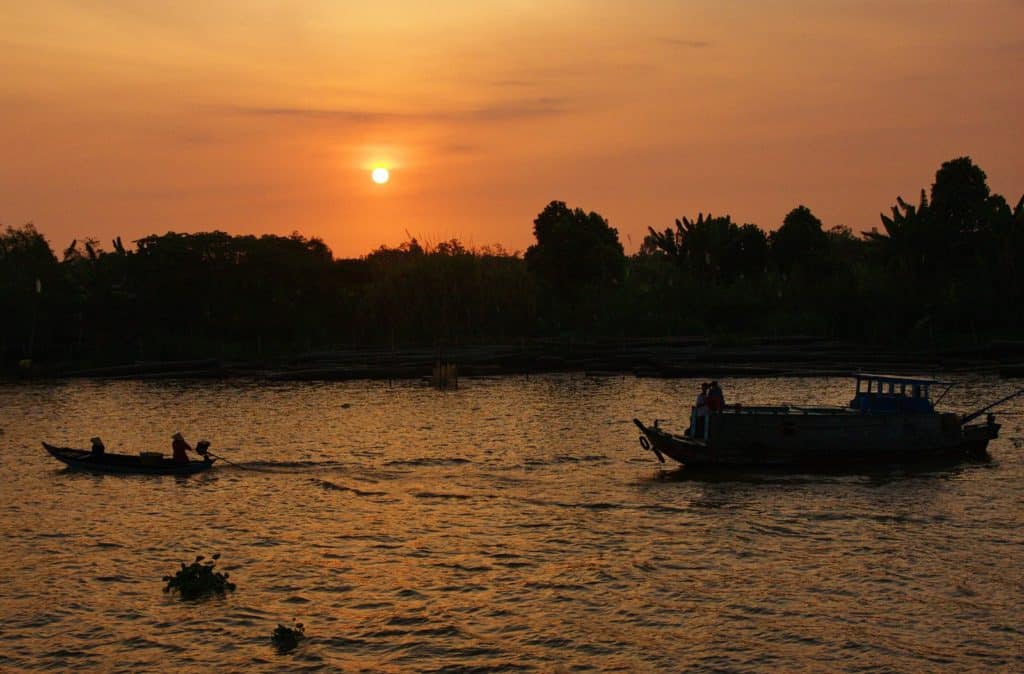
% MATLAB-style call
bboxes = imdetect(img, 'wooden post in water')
[432,360,458,390]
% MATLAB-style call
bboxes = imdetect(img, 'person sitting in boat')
[707,381,725,412]
[171,432,192,464]
[90,436,105,458]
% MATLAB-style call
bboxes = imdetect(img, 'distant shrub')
[271,620,306,653]
[162,553,236,600]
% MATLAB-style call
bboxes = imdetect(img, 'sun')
[371,167,390,184]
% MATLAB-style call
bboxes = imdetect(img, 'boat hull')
[633,416,998,468]
[43,443,215,475]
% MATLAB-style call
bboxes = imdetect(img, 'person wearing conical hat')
[171,432,192,464]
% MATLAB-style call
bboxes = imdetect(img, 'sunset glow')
[2,6,1023,670]
[1,1,1022,257]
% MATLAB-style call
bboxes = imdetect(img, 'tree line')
[2,156,1021,370]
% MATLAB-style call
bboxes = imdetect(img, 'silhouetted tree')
[0,224,58,360]
[644,214,767,283]
[770,205,828,277]
[359,237,536,344]
[525,201,625,328]
[989,195,1024,328]
[866,189,932,275]
[733,223,770,280]
[863,157,1024,338]
[931,157,992,237]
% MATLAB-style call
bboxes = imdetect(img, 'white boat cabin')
[849,374,951,414]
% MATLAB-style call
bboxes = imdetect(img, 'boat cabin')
[849,374,949,414]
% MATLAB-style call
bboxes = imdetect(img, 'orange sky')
[2,1,1022,258]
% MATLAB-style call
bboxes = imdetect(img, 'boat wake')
[217,459,353,473]
[310,478,388,497]
[383,457,471,468]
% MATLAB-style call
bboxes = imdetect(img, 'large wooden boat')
[43,443,216,475]
[634,375,1015,467]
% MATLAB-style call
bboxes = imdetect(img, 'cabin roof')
[855,373,952,386]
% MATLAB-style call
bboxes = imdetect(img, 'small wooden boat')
[634,375,1018,468]
[43,443,216,475]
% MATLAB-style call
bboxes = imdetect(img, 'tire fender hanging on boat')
[633,419,665,463]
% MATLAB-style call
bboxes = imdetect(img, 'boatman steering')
[171,432,192,464]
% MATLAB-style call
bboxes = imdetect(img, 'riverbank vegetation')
[2,157,1022,373]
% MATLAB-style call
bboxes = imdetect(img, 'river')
[1,374,1021,672]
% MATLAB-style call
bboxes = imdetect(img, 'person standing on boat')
[693,382,710,436]
[171,432,192,464]
[707,381,725,412]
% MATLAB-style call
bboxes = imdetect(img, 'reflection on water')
[0,375,1021,672]
[657,453,996,486]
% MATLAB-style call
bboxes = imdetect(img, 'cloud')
[468,97,568,121]
[436,142,479,155]
[660,38,712,48]
[227,97,570,125]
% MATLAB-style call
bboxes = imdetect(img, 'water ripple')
[1,374,1021,671]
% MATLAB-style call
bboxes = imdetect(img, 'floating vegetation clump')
[162,553,236,600]
[271,620,306,653]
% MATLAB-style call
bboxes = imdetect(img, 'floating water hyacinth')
[162,553,236,600]
[271,620,306,653]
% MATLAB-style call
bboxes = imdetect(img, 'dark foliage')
[162,553,236,600]
[644,213,768,283]
[1,156,1021,371]
[525,201,625,330]
[0,223,58,363]
[271,620,306,653]
[770,206,828,277]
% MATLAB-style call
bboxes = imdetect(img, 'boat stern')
[960,414,1000,456]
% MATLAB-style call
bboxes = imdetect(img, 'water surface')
[1,374,1021,671]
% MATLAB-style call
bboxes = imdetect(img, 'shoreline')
[9,337,1024,382]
